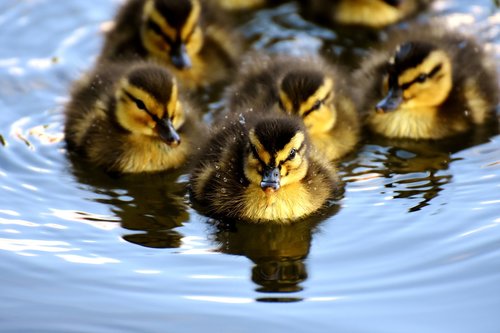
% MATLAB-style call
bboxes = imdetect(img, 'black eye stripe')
[147,19,173,45]
[400,63,443,91]
[123,90,160,122]
[303,93,331,117]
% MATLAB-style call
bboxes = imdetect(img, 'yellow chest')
[241,183,320,223]
[367,108,444,139]
[336,0,402,27]
[117,136,190,173]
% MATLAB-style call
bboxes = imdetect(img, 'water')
[1,0,499,332]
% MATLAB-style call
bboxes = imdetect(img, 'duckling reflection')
[342,121,499,212]
[68,154,190,248]
[211,204,339,294]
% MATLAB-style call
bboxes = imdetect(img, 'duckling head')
[114,64,185,146]
[376,41,453,113]
[140,0,203,70]
[278,70,336,135]
[244,117,309,194]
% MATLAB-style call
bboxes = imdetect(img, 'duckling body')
[65,62,202,173]
[300,0,431,29]
[190,114,340,223]
[355,27,499,140]
[225,55,360,160]
[97,0,240,89]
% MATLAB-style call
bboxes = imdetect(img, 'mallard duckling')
[215,0,266,11]
[190,113,341,223]
[299,0,431,29]
[355,28,499,140]
[97,0,240,89]
[225,55,360,160]
[64,62,202,173]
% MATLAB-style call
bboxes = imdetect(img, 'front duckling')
[225,55,360,160]
[97,0,240,89]
[190,114,340,223]
[356,29,499,140]
[64,62,202,173]
[299,0,431,29]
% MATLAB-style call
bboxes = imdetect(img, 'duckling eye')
[311,100,322,112]
[135,99,146,111]
[416,74,427,83]
[288,148,297,160]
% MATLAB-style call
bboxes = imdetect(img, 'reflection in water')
[68,153,190,249]
[210,204,340,298]
[342,121,498,212]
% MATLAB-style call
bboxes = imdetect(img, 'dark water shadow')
[341,119,499,212]
[208,202,341,301]
[67,152,190,249]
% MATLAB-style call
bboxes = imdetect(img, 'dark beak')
[375,87,403,113]
[170,43,191,70]
[157,118,181,146]
[261,167,280,192]
[383,0,402,7]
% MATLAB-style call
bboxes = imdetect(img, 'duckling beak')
[261,167,281,193]
[375,88,403,113]
[383,0,402,7]
[170,43,192,70]
[157,118,181,147]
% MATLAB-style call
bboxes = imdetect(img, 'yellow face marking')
[181,0,200,39]
[397,50,453,110]
[115,79,185,137]
[298,78,334,116]
[144,0,177,40]
[278,90,294,114]
[249,129,271,165]
[275,132,305,164]
[167,81,178,117]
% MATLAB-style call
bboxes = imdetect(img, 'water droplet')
[239,113,246,125]
[215,173,221,178]
[215,165,220,170]
[223,177,228,183]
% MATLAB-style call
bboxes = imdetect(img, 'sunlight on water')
[0,0,499,332]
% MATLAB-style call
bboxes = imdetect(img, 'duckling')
[97,0,241,89]
[299,0,431,29]
[225,55,360,160]
[355,28,499,140]
[64,62,202,173]
[215,0,266,11]
[190,113,341,223]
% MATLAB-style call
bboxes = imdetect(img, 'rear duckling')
[97,0,240,89]
[190,114,340,223]
[299,0,431,29]
[225,55,360,160]
[355,29,499,140]
[64,62,202,173]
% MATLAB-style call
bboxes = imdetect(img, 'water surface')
[0,1,499,332]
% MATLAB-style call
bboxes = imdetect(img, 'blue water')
[0,1,499,332]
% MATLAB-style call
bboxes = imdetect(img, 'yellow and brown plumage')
[64,62,203,173]
[97,0,241,89]
[299,0,431,29]
[355,27,499,140]
[224,54,360,160]
[190,113,341,223]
